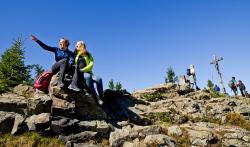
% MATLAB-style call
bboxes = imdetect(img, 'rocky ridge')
[0,80,249,147]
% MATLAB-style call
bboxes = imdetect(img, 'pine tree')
[108,79,115,90]
[30,64,44,79]
[115,82,122,91]
[207,80,214,90]
[0,38,31,92]
[165,66,178,83]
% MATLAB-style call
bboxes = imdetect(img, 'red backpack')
[34,71,54,92]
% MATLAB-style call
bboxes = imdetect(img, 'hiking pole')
[210,55,227,94]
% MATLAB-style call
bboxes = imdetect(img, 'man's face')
[59,39,67,50]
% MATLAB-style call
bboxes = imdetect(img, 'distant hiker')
[228,77,238,96]
[68,41,103,105]
[214,84,220,92]
[187,65,199,90]
[31,35,74,88]
[237,80,246,97]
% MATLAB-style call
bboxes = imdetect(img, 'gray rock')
[59,131,99,143]
[0,93,27,115]
[123,140,146,147]
[74,94,108,120]
[51,96,75,117]
[78,120,111,136]
[27,93,52,115]
[25,113,51,131]
[78,121,97,131]
[0,111,16,134]
[109,125,161,147]
[73,143,102,147]
[168,125,183,136]
[222,139,246,147]
[11,114,28,135]
[224,132,244,139]
[49,75,108,120]
[143,134,176,147]
[51,117,80,135]
[235,105,250,116]
[187,129,217,146]
[96,120,111,135]
[243,135,250,142]
[13,84,33,98]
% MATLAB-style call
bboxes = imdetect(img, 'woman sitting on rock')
[68,41,103,105]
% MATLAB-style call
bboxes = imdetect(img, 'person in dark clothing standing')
[237,80,246,97]
[30,35,74,87]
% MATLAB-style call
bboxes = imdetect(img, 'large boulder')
[77,120,111,137]
[0,111,16,134]
[235,104,250,116]
[0,93,27,115]
[103,90,143,125]
[51,116,80,135]
[167,125,183,136]
[27,93,52,115]
[25,113,51,131]
[143,134,176,147]
[11,114,28,135]
[109,125,161,147]
[59,131,99,144]
[49,75,108,120]
[132,83,180,100]
[13,84,33,98]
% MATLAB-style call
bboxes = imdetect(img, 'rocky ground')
[0,77,249,147]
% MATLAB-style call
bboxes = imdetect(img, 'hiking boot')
[68,84,80,92]
[94,95,103,105]
[58,82,65,88]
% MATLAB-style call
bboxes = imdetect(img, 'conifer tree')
[0,38,31,92]
[165,66,178,83]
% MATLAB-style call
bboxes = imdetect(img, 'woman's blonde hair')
[77,41,86,50]
[74,41,88,55]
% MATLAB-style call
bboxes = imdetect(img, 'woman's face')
[76,42,83,51]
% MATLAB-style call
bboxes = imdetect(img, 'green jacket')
[75,52,94,74]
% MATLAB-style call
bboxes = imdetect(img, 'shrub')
[185,114,221,124]
[209,89,226,98]
[141,93,163,102]
[144,112,174,124]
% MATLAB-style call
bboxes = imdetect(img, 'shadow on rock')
[102,89,148,128]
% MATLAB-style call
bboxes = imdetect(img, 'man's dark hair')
[61,37,70,47]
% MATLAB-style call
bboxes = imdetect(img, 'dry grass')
[184,114,221,124]
[171,128,191,147]
[225,113,250,131]
[141,93,163,102]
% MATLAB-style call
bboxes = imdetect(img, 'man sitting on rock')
[31,35,74,88]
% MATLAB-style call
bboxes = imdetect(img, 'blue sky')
[1,0,250,93]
